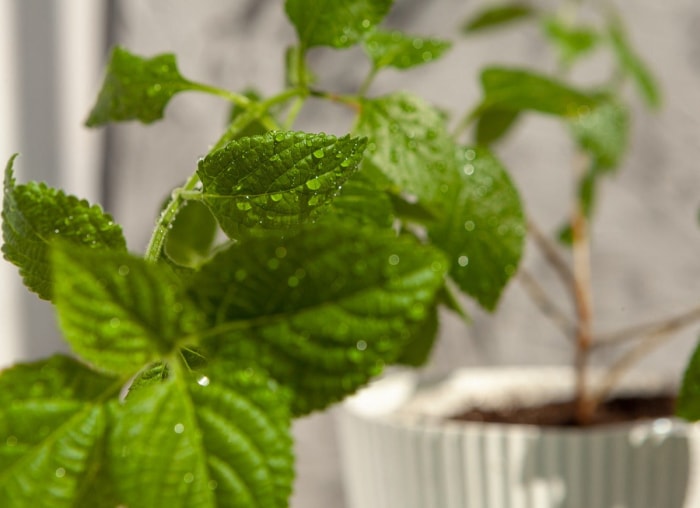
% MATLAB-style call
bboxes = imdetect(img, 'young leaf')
[477,67,600,117]
[197,131,366,237]
[52,243,204,374]
[164,201,218,268]
[284,0,393,49]
[86,46,196,126]
[2,155,126,300]
[362,29,452,70]
[571,98,630,171]
[188,220,448,415]
[462,3,535,34]
[0,355,119,507]
[428,147,525,311]
[608,22,661,109]
[111,363,293,508]
[542,17,599,67]
[677,336,700,421]
[355,92,456,207]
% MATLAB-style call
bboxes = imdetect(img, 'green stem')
[144,172,201,263]
[188,81,252,107]
[358,67,379,97]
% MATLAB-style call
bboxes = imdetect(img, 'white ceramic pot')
[337,368,700,508]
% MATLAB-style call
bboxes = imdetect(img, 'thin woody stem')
[527,219,575,295]
[594,304,700,349]
[571,152,595,424]
[517,269,575,338]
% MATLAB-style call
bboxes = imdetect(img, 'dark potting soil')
[450,395,676,428]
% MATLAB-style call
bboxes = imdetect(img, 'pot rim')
[342,366,698,436]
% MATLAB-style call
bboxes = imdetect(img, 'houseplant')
[335,2,700,508]
[0,1,699,507]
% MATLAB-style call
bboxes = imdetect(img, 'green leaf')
[197,131,366,237]
[571,98,630,171]
[428,147,525,311]
[285,0,393,49]
[475,108,520,145]
[395,304,439,367]
[0,355,119,507]
[542,17,599,67]
[189,220,448,415]
[164,201,218,268]
[355,92,456,207]
[52,243,204,374]
[608,22,661,109]
[2,155,126,301]
[678,336,700,421]
[86,46,195,126]
[329,172,394,228]
[462,3,535,34]
[478,67,600,117]
[111,363,293,508]
[363,29,452,70]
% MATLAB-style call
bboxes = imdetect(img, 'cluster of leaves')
[1,0,695,506]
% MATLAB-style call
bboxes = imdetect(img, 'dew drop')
[306,179,321,190]
[197,376,210,387]
[464,221,475,232]
[458,255,469,267]
[208,480,218,491]
[55,467,66,478]
[388,254,400,266]
[236,201,253,211]
[412,39,424,49]
[307,195,321,206]
[270,193,283,202]
[361,19,371,29]
[313,148,325,159]
[465,149,476,161]
[183,472,194,484]
[287,276,299,288]
[463,164,475,176]
[174,423,185,434]
[267,258,280,270]
[340,159,351,168]
[110,317,121,328]
[274,132,286,142]
[356,340,367,351]
[275,247,287,259]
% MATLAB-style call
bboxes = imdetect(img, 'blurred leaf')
[2,155,126,301]
[395,304,439,367]
[678,335,700,421]
[571,98,630,171]
[462,3,535,34]
[609,22,661,109]
[329,172,394,227]
[363,29,452,70]
[285,0,393,49]
[188,219,447,415]
[197,131,366,237]
[478,67,600,117]
[428,147,525,311]
[475,108,520,145]
[86,46,195,126]
[542,17,600,67]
